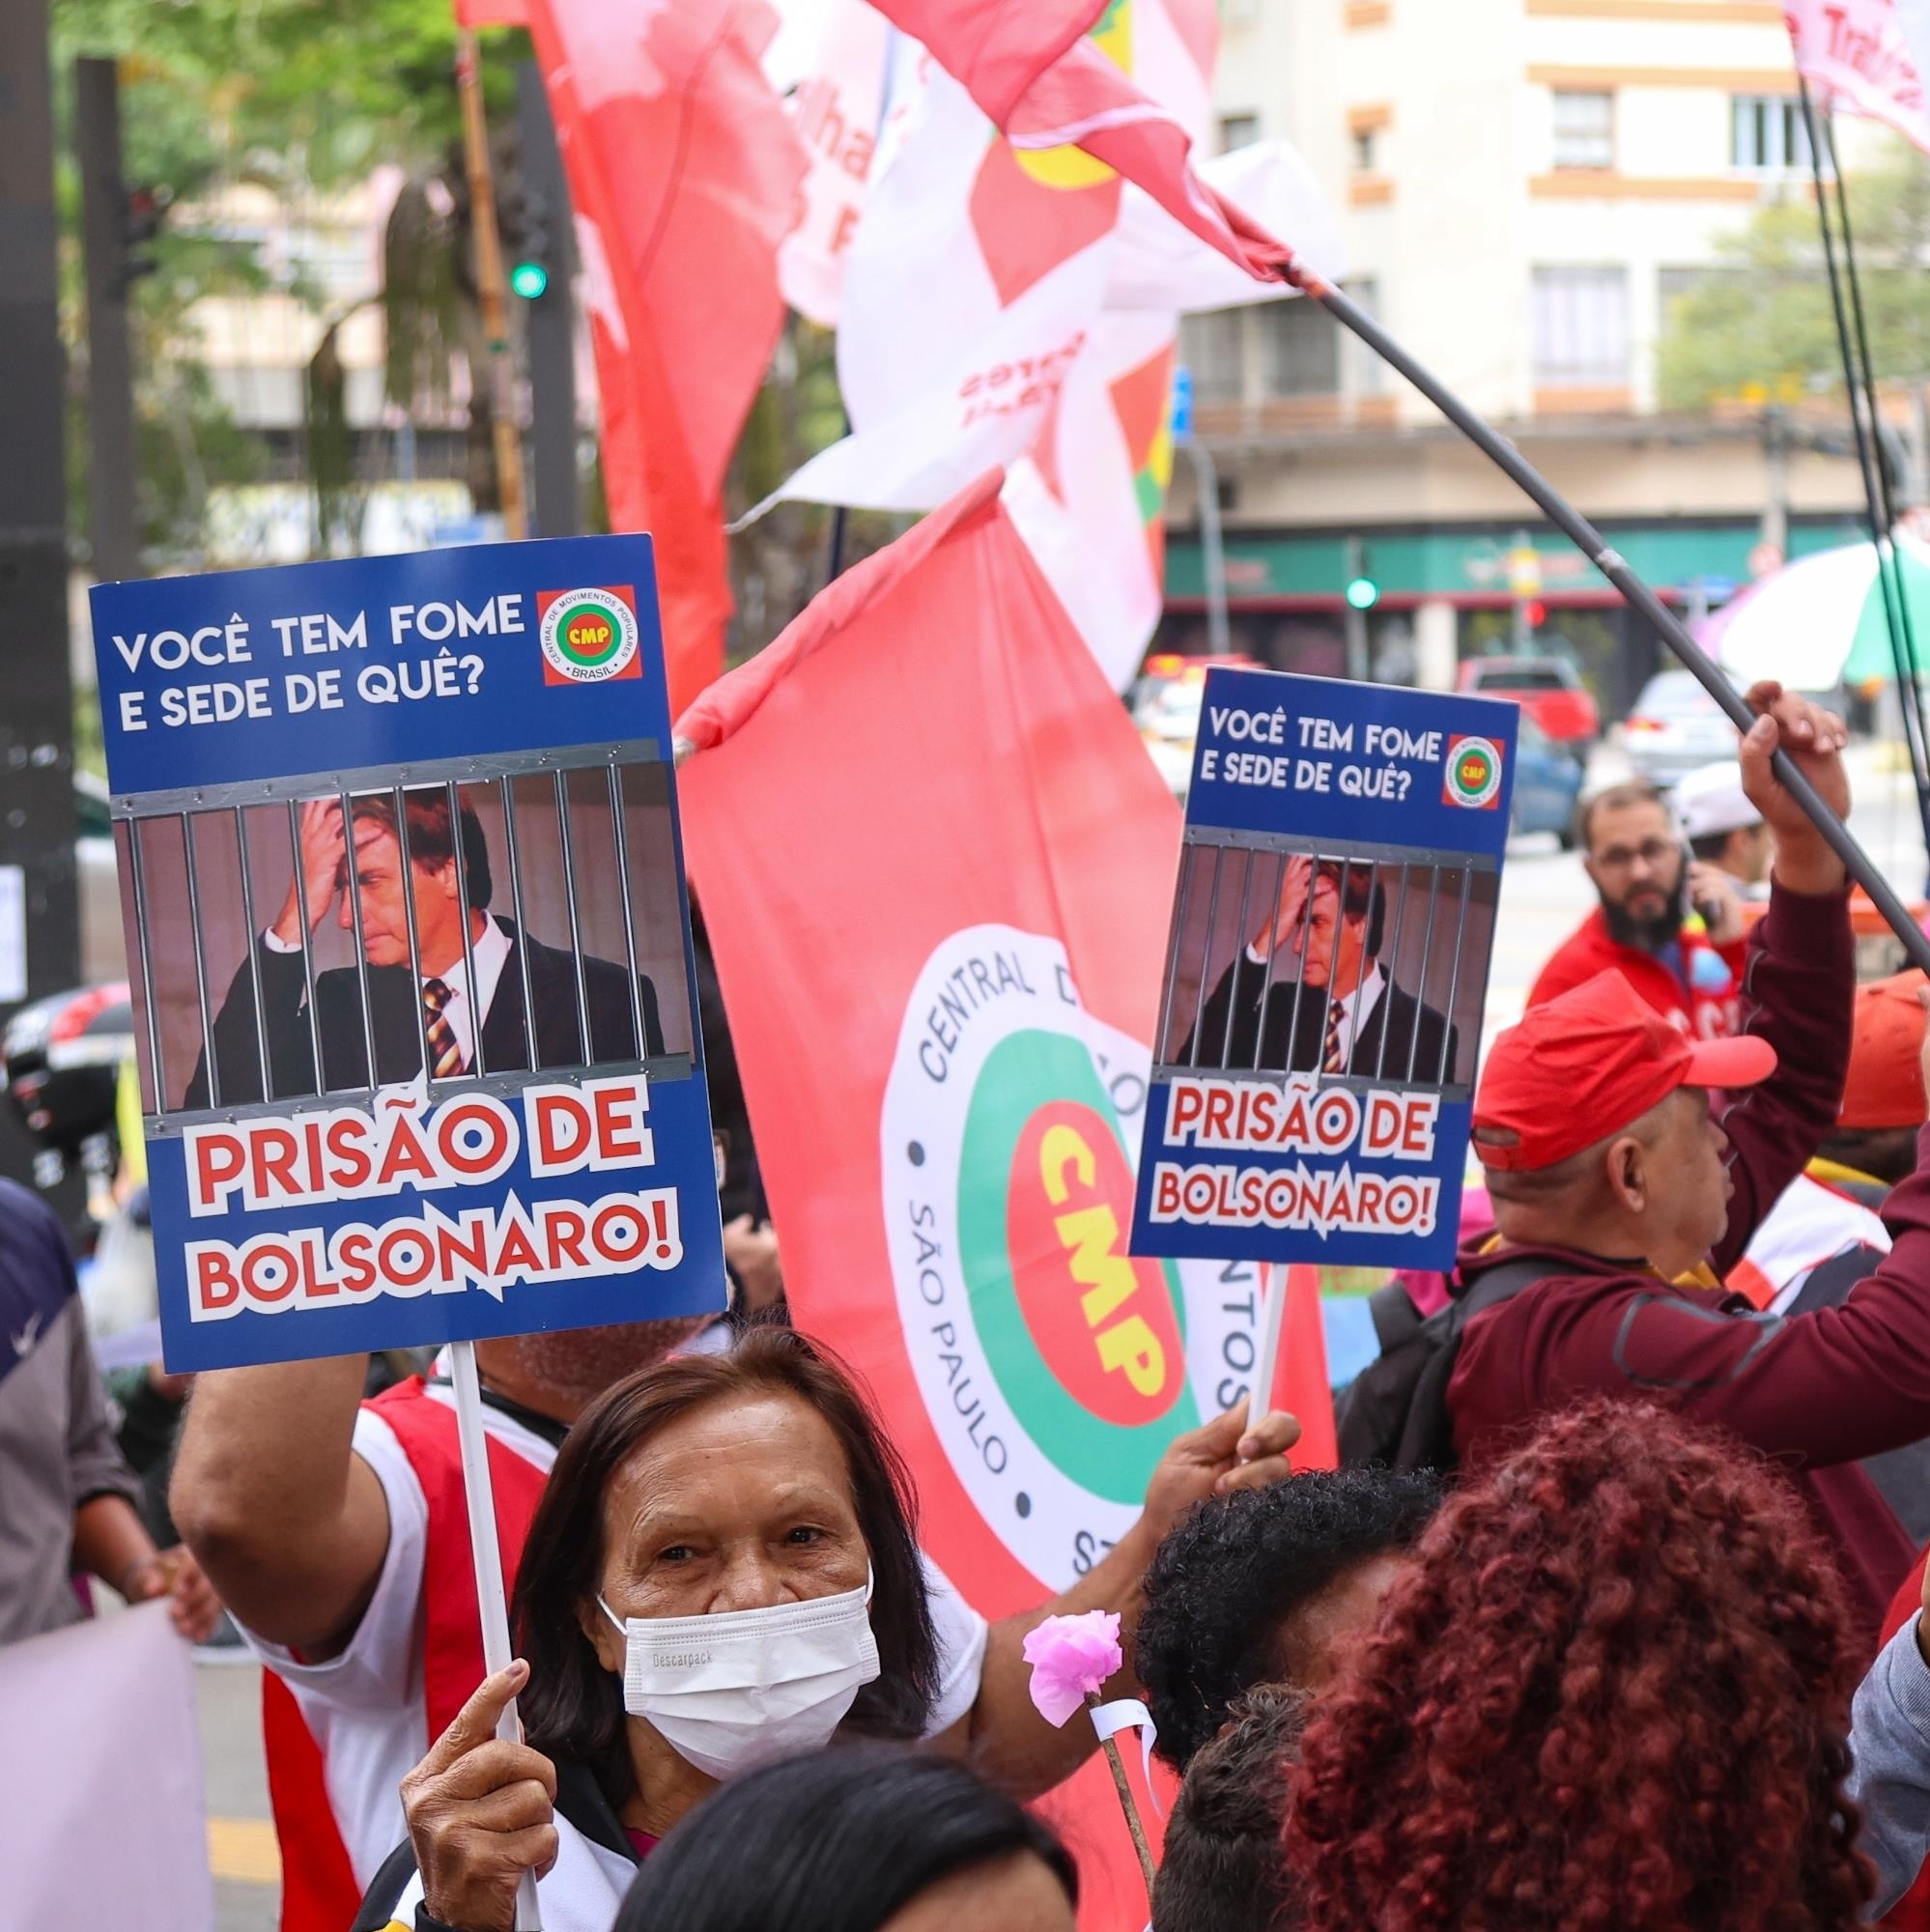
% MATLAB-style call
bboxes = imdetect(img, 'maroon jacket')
[1449,883,1923,1646]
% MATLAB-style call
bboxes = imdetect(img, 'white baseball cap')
[1674,761,1761,841]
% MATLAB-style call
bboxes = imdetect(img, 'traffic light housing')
[120,183,171,292]
[501,171,554,302]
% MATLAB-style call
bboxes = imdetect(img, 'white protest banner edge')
[452,1338,544,1931]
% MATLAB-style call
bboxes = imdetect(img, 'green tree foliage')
[1657,148,1930,411]
[50,0,524,571]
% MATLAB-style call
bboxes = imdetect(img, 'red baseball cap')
[1473,970,1775,1172]
[1838,971,1929,1129]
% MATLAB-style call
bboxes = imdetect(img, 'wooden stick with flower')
[1020,1609,1157,1902]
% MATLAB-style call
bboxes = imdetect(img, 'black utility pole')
[515,61,578,537]
[0,0,84,1193]
[74,55,141,584]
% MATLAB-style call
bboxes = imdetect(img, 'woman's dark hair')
[613,1744,1077,1932]
[1285,1398,1873,1932]
[513,1327,938,1802]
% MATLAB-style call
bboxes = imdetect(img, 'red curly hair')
[1283,1399,1872,1932]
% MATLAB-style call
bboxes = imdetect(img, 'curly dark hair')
[1284,1398,1874,1932]
[1135,1468,1441,1771]
[1153,1685,1309,1932]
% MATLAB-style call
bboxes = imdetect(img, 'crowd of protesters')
[23,677,1930,1929]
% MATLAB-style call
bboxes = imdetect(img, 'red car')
[1456,657,1601,746]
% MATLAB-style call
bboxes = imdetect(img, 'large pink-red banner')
[1786,0,1930,153]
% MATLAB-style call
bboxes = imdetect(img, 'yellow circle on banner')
[1010,0,1132,191]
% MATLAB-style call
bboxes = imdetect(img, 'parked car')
[1456,656,1601,746]
[1623,668,1745,786]
[1129,651,1263,799]
[1509,714,1584,846]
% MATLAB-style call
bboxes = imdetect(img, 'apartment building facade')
[1170,0,1879,711]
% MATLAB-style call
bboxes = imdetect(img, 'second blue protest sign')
[1129,666,1519,1270]
[90,537,726,1371]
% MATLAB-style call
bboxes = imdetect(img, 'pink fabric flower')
[1021,1610,1123,1726]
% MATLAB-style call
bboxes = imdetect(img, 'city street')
[184,734,1930,1930]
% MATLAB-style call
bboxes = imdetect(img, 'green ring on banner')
[957,1028,1197,1503]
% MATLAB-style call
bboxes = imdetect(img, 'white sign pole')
[451,1338,543,1932]
[1252,1260,1288,1421]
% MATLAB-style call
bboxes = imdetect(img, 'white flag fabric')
[0,1601,213,1930]
[1785,0,1930,153]
[779,0,896,328]
[757,0,1341,688]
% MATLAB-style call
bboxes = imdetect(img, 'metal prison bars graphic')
[1153,835,1492,1094]
[114,742,679,1130]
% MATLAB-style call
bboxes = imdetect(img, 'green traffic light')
[510,260,549,299]
[1345,577,1379,611]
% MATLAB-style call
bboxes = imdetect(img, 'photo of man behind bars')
[1162,845,1496,1090]
[122,763,693,1116]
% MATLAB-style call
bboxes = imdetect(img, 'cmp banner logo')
[882,923,1261,1582]
[537,584,643,687]
[1443,733,1504,810]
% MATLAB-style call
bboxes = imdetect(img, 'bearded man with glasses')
[1527,779,1746,1039]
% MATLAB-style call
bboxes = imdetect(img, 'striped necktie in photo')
[422,978,465,1079]
[1321,998,1346,1073]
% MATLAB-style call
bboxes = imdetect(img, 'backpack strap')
[1390,1254,1560,1473]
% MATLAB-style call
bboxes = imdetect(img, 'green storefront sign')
[1166,521,1864,605]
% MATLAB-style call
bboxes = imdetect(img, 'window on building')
[1260,298,1342,397]
[1219,112,1261,153]
[1531,266,1631,385]
[1552,91,1614,170]
[1180,309,1245,404]
[1731,94,1814,171]
[1353,128,1377,170]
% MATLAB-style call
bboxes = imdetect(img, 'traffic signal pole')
[516,61,578,538]
[74,56,140,584]
[0,0,85,1192]
[456,30,528,541]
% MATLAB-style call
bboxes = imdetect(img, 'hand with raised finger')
[1688,861,1746,947]
[271,799,347,946]
[1264,856,1317,955]
[401,1661,559,1932]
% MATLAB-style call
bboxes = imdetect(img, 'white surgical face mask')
[598,1568,880,1780]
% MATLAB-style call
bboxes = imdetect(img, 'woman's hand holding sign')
[402,1659,559,1932]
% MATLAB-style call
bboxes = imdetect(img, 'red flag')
[526,0,806,716]
[454,0,528,26]
[680,469,1283,1928]
[1267,1265,1338,1471]
[867,0,1110,124]
[868,0,1287,276]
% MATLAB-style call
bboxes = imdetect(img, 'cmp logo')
[881,924,1258,1585]
[1443,734,1504,810]
[536,585,642,687]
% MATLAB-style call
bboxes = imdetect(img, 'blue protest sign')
[90,538,726,1371]
[1128,667,1519,1269]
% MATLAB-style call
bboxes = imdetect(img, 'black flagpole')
[1279,263,1930,976]
[1796,74,1930,858]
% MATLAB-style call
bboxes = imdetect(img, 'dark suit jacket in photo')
[1184,952,1459,1084]
[184,916,666,1108]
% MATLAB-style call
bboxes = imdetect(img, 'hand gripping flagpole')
[1282,262,1930,980]
[451,1340,543,1931]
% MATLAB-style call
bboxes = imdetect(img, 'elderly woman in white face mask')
[351,1328,940,1932]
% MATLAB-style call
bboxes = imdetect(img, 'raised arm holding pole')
[1279,260,1930,979]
